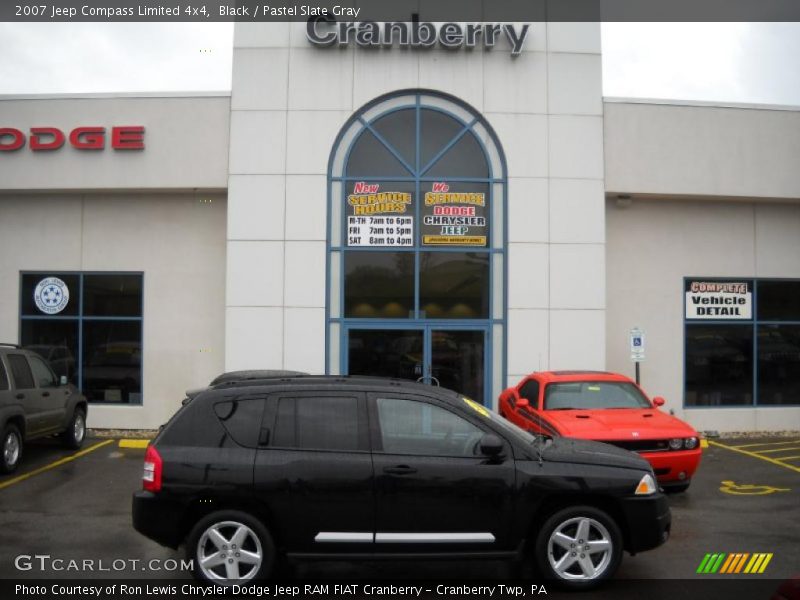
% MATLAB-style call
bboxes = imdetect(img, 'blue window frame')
[19,271,144,405]
[326,91,507,407]
[684,277,800,408]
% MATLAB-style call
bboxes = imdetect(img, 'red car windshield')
[544,381,651,410]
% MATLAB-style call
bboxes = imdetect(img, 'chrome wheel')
[196,520,263,582]
[4,430,20,468]
[73,412,85,443]
[547,516,613,580]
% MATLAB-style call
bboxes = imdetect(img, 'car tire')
[1,423,23,474]
[187,510,275,583]
[534,505,623,590]
[61,407,86,449]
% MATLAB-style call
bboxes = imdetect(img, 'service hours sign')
[346,181,414,247]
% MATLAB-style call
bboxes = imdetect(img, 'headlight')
[668,438,683,450]
[685,437,699,450]
[635,473,658,495]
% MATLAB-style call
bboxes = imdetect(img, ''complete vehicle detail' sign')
[685,280,752,319]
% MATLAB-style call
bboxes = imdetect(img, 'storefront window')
[684,278,800,407]
[19,272,143,405]
[327,91,506,406]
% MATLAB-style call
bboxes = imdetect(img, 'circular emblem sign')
[34,277,70,315]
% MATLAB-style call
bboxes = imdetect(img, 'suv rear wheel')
[187,510,275,583]
[1,423,22,474]
[534,505,623,590]
[61,407,86,449]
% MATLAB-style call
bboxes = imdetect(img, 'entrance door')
[346,327,487,404]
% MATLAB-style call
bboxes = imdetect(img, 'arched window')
[326,91,507,407]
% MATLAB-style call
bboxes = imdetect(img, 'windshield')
[544,381,651,410]
[461,397,536,444]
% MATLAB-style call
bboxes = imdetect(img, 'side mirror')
[653,396,666,407]
[480,434,504,457]
[516,397,530,409]
[59,375,68,386]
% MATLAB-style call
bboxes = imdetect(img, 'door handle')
[383,465,417,475]
[16,393,25,400]
[42,391,50,397]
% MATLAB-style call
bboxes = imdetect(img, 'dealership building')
[1,21,798,433]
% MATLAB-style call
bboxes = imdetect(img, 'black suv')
[132,376,670,588]
[0,344,88,473]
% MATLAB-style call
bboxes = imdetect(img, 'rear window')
[544,381,651,410]
[7,354,35,389]
[213,399,266,448]
[158,400,228,447]
[273,396,360,452]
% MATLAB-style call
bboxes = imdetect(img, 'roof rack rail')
[0,343,21,348]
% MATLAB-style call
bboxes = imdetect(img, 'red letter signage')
[0,128,25,151]
[30,127,66,151]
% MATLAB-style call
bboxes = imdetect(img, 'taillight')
[143,445,162,492]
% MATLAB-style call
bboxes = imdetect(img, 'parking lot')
[0,435,797,586]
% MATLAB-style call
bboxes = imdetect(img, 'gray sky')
[1,22,799,106]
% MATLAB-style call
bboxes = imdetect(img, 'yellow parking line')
[0,439,115,491]
[733,440,800,449]
[700,439,709,449]
[708,440,800,474]
[756,446,800,454]
[775,455,800,461]
[118,439,150,449]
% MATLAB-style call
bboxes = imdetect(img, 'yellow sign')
[719,480,790,495]
[423,235,486,245]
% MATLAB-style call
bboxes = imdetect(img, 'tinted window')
[0,358,8,391]
[274,396,360,451]
[376,397,483,457]
[346,130,411,177]
[344,252,414,318]
[519,380,539,403]
[159,402,228,447]
[82,321,141,404]
[20,273,80,317]
[757,280,800,321]
[83,274,142,317]
[757,325,800,406]
[420,252,489,318]
[28,355,57,388]
[7,354,35,389]
[685,324,753,406]
[22,321,79,383]
[214,399,266,447]
[544,382,651,410]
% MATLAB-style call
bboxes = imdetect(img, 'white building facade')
[0,22,797,432]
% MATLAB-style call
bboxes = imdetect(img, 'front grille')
[654,468,671,475]
[604,439,671,453]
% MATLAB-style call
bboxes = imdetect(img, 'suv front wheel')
[187,510,275,583]
[534,505,623,590]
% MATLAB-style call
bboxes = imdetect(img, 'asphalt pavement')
[0,434,797,589]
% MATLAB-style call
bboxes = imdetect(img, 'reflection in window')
[21,272,143,405]
[420,252,489,319]
[685,325,753,406]
[82,321,142,403]
[344,252,414,318]
[376,397,483,457]
[757,325,800,406]
[22,320,79,383]
[348,329,423,382]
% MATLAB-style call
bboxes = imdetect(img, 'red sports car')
[499,370,702,492]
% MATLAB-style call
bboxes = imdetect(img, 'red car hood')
[544,408,697,440]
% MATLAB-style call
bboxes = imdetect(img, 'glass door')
[346,326,487,404]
